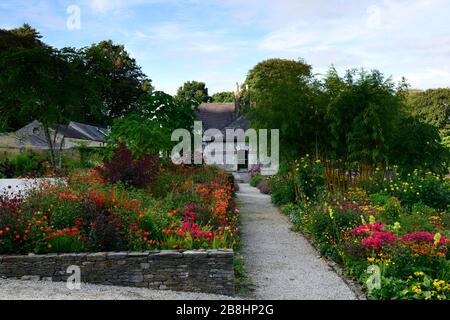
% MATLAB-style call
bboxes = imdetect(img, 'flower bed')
[0,165,239,255]
[273,158,450,300]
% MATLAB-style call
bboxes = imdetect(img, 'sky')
[1,0,449,94]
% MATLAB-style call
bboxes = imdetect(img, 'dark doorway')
[238,150,249,171]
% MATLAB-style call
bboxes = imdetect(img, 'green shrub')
[270,175,296,206]
[369,193,391,206]
[441,212,450,230]
[369,193,403,224]
[0,151,46,178]
[309,205,361,260]
[292,155,325,203]
[281,203,306,228]
[382,171,450,211]
[47,233,87,253]
[411,202,436,216]
[370,273,450,300]
[398,212,436,233]
[250,174,263,187]
[381,197,403,224]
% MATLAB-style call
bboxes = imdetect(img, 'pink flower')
[361,231,397,251]
[401,232,446,246]
[181,221,192,231]
[352,222,384,236]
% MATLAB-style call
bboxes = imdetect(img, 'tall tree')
[138,91,198,131]
[242,58,322,159]
[82,40,151,125]
[211,91,235,103]
[0,23,43,53]
[323,68,403,166]
[107,91,198,158]
[405,88,450,148]
[0,45,84,164]
[176,81,210,104]
[389,117,449,174]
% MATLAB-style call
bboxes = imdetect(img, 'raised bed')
[0,249,235,296]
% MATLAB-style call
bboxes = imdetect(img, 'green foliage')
[269,175,296,206]
[249,174,263,187]
[281,202,309,230]
[292,155,325,203]
[0,27,152,132]
[381,171,450,211]
[243,59,323,158]
[138,91,198,131]
[0,151,46,178]
[371,273,450,300]
[406,88,450,148]
[310,205,361,260]
[323,68,403,165]
[176,81,210,103]
[107,114,171,157]
[211,91,235,103]
[82,40,150,125]
[389,117,449,174]
[0,45,84,159]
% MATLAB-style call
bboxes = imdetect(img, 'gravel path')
[0,279,236,300]
[238,183,357,300]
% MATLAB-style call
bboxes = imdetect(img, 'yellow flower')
[414,271,425,277]
[315,159,321,164]
[412,285,422,294]
[367,257,375,263]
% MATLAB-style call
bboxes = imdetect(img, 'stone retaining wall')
[0,250,235,295]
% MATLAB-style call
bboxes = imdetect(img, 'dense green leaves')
[324,68,403,165]
[107,92,198,158]
[243,60,449,173]
[389,117,449,174]
[0,26,152,131]
[242,58,321,158]
[82,40,151,125]
[176,81,210,103]
[211,91,235,103]
[138,91,198,131]
[405,89,450,148]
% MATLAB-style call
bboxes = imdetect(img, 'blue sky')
[1,0,450,94]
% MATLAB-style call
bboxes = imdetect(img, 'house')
[197,85,253,173]
[0,120,107,151]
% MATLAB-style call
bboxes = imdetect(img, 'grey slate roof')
[198,103,237,131]
[20,134,49,149]
[56,125,89,140]
[222,115,249,132]
[67,122,107,142]
[1,120,107,150]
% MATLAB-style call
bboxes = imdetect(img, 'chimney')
[234,82,241,118]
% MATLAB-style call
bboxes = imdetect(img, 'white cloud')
[86,0,159,13]
[403,67,450,89]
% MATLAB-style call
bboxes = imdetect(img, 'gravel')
[237,183,357,300]
[0,279,237,300]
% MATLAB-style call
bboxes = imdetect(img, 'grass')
[234,252,252,296]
